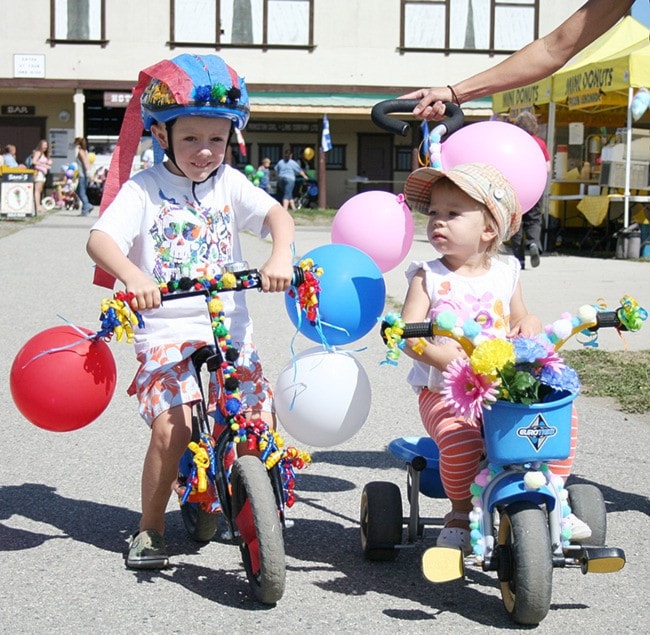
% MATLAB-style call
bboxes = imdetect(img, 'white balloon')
[274,347,371,447]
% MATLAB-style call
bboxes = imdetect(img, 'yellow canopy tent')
[492,16,650,229]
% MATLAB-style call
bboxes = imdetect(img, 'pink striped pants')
[418,388,579,500]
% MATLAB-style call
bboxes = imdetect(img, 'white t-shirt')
[405,256,520,392]
[92,163,275,354]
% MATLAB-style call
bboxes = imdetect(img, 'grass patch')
[562,349,650,414]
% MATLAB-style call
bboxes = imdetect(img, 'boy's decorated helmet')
[140,54,250,130]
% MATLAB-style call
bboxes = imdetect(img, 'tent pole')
[624,86,633,228]
[544,101,557,252]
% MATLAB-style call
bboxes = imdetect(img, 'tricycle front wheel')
[497,501,553,626]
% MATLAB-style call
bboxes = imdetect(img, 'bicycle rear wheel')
[231,455,286,604]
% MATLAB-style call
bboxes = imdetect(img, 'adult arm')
[402,0,634,120]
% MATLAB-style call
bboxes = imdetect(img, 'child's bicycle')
[101,263,313,605]
[361,298,646,626]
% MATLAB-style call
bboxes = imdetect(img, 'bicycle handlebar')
[371,99,464,139]
[160,265,305,302]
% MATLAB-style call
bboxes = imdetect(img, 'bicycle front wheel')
[231,455,286,604]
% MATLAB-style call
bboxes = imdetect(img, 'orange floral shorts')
[130,340,273,426]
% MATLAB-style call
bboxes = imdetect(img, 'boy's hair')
[403,162,521,245]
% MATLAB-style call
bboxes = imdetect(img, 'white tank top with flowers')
[405,255,520,392]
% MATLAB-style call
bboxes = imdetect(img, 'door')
[357,133,393,194]
[0,117,46,165]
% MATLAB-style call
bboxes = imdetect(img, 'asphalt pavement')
[0,209,648,634]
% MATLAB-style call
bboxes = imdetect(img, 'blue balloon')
[285,244,386,346]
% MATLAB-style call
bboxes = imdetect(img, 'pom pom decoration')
[440,120,547,213]
[331,191,414,273]
[285,244,386,346]
[274,347,371,447]
[10,326,117,432]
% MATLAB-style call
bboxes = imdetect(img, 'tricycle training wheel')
[566,484,607,546]
[360,481,403,561]
[231,455,286,604]
[497,501,553,626]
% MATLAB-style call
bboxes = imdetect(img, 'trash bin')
[615,223,641,259]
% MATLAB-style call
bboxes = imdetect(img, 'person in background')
[74,137,94,216]
[400,0,634,120]
[32,139,53,214]
[275,149,307,212]
[3,144,19,167]
[257,157,271,193]
[141,145,154,170]
[508,111,550,269]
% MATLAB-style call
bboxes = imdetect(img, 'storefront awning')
[249,92,492,117]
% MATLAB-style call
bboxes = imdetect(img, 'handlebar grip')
[401,322,436,339]
[371,99,464,139]
[380,320,434,342]
[592,310,626,332]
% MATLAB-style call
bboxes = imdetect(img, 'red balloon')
[10,326,117,432]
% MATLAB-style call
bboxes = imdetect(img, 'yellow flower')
[470,339,515,377]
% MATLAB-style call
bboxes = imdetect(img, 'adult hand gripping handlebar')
[371,99,464,139]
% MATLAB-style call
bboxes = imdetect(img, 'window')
[49,0,107,46]
[400,0,538,54]
[324,145,346,171]
[395,146,413,172]
[258,144,284,166]
[171,0,314,50]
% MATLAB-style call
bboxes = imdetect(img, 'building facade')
[0,1,584,208]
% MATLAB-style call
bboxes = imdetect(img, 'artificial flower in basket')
[441,335,581,420]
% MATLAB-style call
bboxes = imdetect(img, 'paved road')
[1,210,648,634]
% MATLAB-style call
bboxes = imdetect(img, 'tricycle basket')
[482,391,576,465]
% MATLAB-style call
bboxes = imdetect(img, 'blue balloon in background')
[285,244,386,346]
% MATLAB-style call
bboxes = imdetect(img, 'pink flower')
[442,358,500,419]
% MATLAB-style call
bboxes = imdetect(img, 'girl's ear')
[481,224,498,245]
[150,123,168,150]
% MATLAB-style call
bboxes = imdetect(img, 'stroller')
[294,176,319,209]
[41,173,81,212]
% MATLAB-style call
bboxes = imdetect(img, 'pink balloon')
[331,191,414,272]
[441,121,547,213]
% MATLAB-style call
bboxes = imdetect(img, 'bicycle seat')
[388,437,445,499]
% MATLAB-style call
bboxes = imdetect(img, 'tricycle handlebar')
[371,99,464,139]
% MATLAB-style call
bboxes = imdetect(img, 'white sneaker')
[566,513,592,541]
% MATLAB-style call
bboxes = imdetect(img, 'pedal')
[421,546,465,583]
[580,547,626,574]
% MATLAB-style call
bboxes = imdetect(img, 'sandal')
[437,511,471,555]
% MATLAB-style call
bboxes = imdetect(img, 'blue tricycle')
[360,298,645,626]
